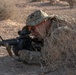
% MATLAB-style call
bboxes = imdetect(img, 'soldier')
[17,10,70,74]
[18,10,52,65]
[18,10,67,64]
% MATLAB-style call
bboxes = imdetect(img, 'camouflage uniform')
[18,10,68,70]
[19,10,50,65]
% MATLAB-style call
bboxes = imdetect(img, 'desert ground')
[0,0,76,75]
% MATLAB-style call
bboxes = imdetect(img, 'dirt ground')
[0,0,76,75]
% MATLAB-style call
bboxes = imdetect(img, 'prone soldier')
[1,10,75,74]
[17,10,75,74]
[0,9,67,68]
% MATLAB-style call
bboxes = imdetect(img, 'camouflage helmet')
[26,10,49,26]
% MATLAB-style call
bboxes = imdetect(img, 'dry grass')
[0,0,25,23]
[0,0,14,20]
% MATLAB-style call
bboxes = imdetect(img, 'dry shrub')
[0,0,13,20]
[59,0,76,8]
[31,0,49,2]
[49,0,76,8]
[0,0,24,23]
[41,16,76,73]
[49,0,58,4]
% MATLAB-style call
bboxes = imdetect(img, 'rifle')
[0,26,43,57]
[0,27,31,57]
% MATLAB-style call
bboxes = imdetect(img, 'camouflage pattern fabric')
[18,50,43,65]
[26,10,49,26]
[42,26,76,73]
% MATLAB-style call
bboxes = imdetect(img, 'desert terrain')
[0,0,76,75]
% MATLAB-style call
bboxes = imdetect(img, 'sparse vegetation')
[0,0,13,20]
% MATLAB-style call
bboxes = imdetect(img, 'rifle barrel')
[0,39,18,46]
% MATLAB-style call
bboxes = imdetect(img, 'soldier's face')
[29,20,51,39]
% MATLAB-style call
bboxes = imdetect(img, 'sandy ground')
[0,0,76,75]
